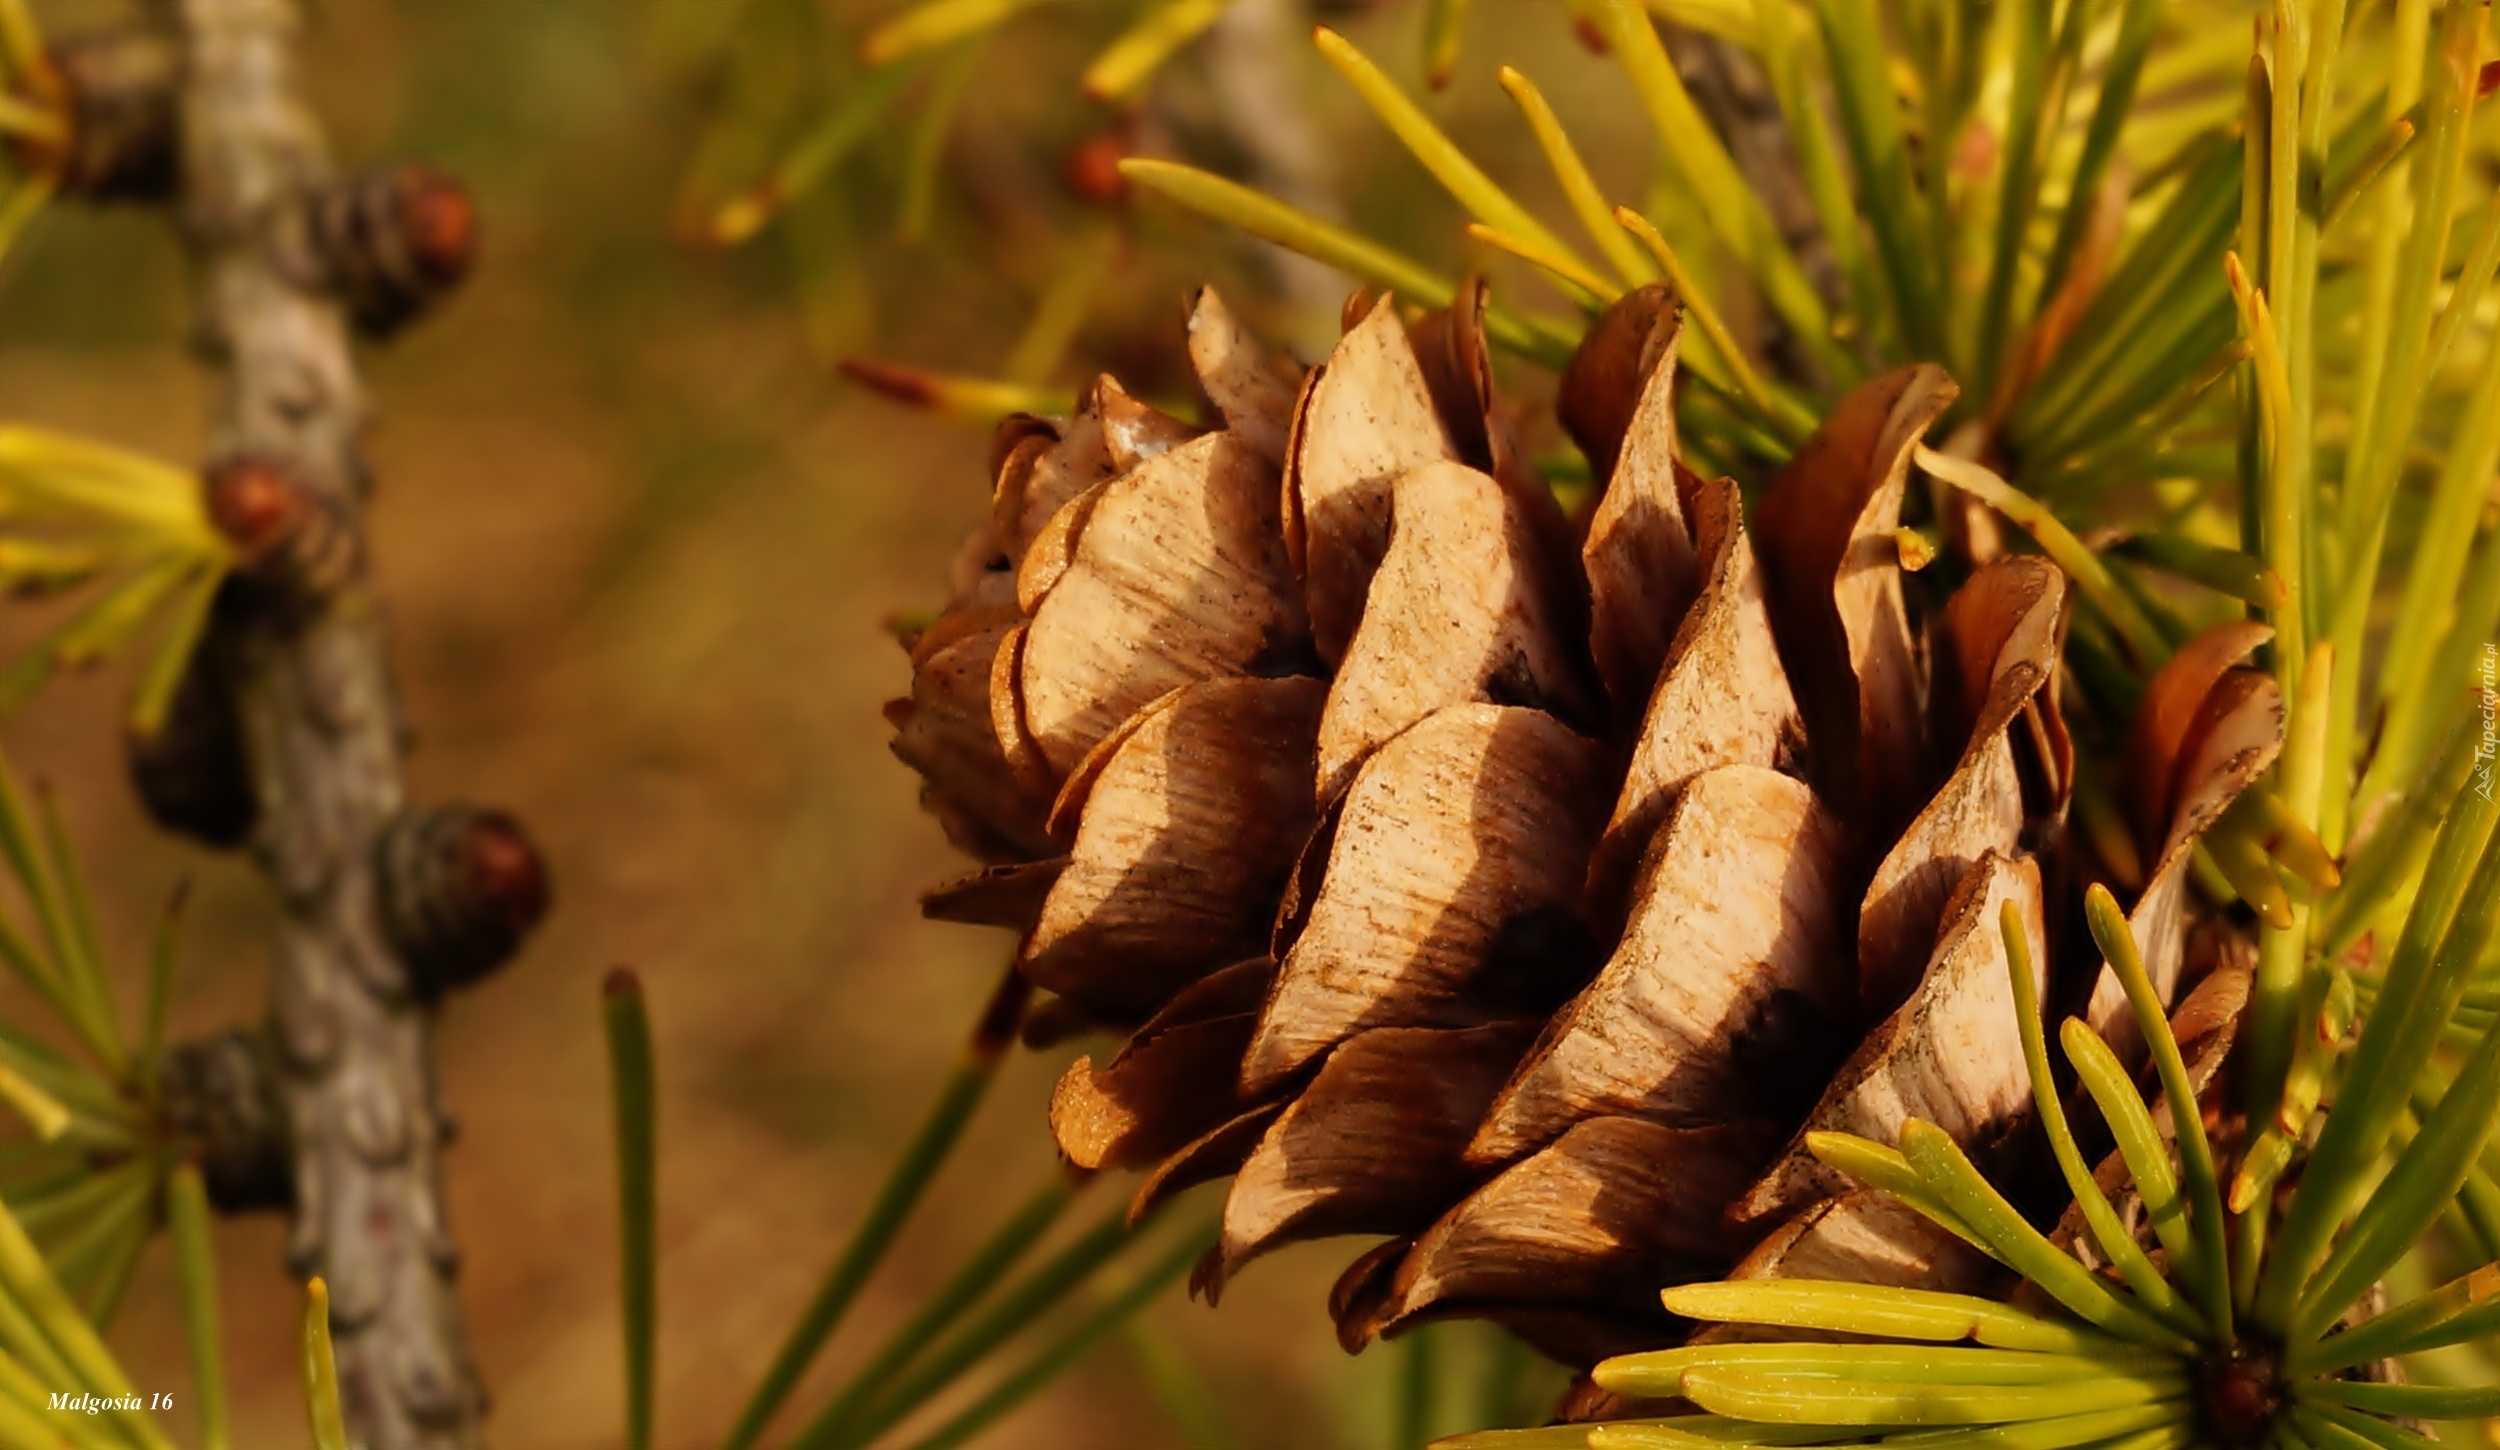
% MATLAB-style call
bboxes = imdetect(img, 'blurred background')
[0,0,1675,1443]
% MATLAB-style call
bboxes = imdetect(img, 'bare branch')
[153,0,490,1442]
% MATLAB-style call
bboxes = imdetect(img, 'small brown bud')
[1064,126,1133,208]
[305,164,481,337]
[376,805,550,999]
[202,455,357,602]
[161,1028,294,1213]
[9,30,180,201]
[128,633,257,849]
[204,456,304,563]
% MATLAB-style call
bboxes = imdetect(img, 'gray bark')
[155,0,483,1443]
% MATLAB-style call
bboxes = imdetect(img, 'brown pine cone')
[886,284,2279,1367]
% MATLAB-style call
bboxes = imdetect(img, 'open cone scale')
[887,284,2277,1369]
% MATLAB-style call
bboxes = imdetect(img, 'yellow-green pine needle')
[1120,159,1578,367]
[1080,0,1225,104]
[860,0,1053,65]
[2297,1008,2500,1343]
[2059,1021,2195,1280]
[722,966,1030,1450]
[1974,0,2059,402]
[2032,0,2159,310]
[0,93,62,147]
[1617,209,1812,443]
[0,172,48,272]
[1657,1281,2122,1357]
[605,971,657,1450]
[2240,788,2340,895]
[0,1292,78,1428]
[2083,884,2232,1338]
[1497,67,1659,290]
[1999,902,2203,1338]
[1586,0,1845,380]
[303,1279,347,1450]
[1422,0,1471,91]
[0,555,196,720]
[2044,338,2254,499]
[838,358,1076,425]
[1674,1366,2186,1428]
[2222,253,2303,688]
[789,1168,1088,1448]
[1809,0,1941,366]
[1003,220,1117,387]
[0,758,127,1077]
[2371,187,2500,733]
[0,1351,121,1450]
[1597,1343,2175,1401]
[1465,223,1617,310]
[128,566,221,737]
[2256,779,2500,1334]
[0,1062,64,1143]
[1745,0,1868,354]
[2117,532,2285,612]
[2247,641,2334,1129]
[2301,1380,2500,1422]
[0,0,41,84]
[1433,1426,1605,1450]
[707,62,918,247]
[0,425,209,536]
[2319,117,2413,232]
[2290,1404,2428,1450]
[1913,448,2169,669]
[2327,708,2482,957]
[895,40,981,245]
[1803,1131,1992,1256]
[30,786,114,1056]
[1315,29,1593,289]
[2293,1263,2500,1375]
[1901,1122,2197,1354]
[2199,817,2295,930]
[167,1165,228,1450]
[0,1196,167,1449]
[875,1218,1217,1450]
[1605,1413,1857,1446]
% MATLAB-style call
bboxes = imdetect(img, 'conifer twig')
[153,0,483,1442]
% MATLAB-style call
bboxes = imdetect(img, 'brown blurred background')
[0,0,1661,1443]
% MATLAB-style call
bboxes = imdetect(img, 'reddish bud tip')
[2481,59,2499,98]
[1571,15,1609,54]
[1064,127,1133,208]
[839,357,941,407]
[204,457,305,560]
[461,811,550,936]
[602,966,641,1000]
[394,166,479,285]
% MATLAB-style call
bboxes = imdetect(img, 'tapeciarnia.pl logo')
[2478,644,2496,802]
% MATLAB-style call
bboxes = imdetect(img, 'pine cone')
[886,285,2280,1367]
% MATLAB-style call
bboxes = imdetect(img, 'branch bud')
[161,1028,294,1213]
[304,164,480,337]
[7,30,180,201]
[1063,124,1134,209]
[127,634,257,848]
[204,455,358,602]
[375,805,550,999]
